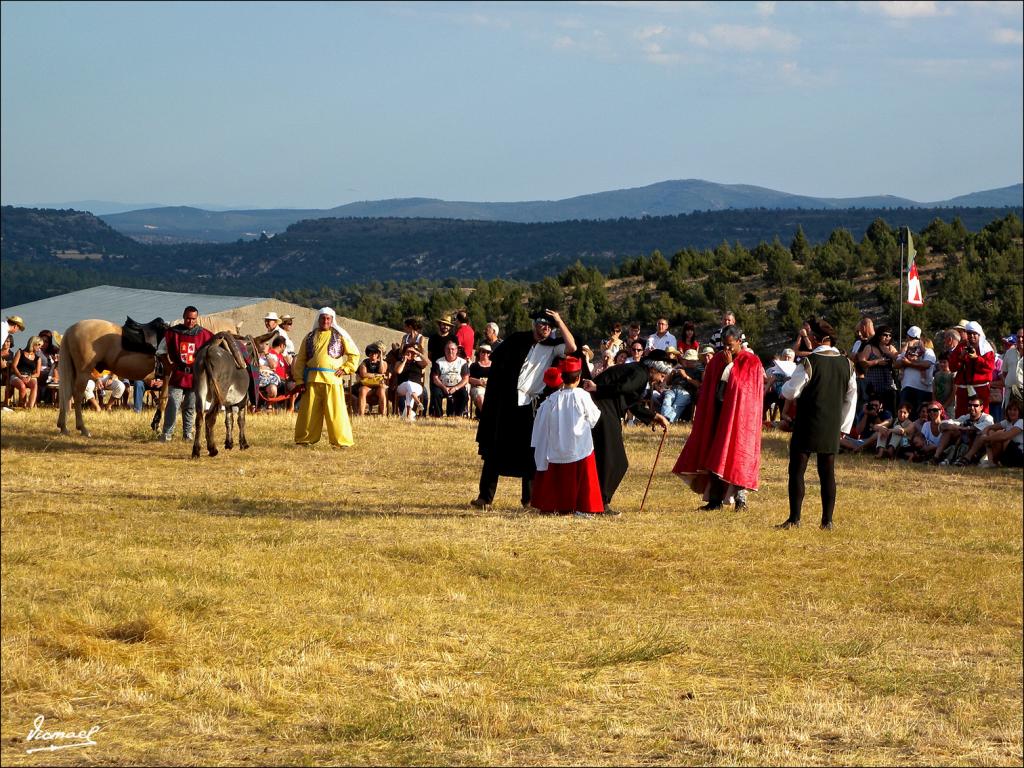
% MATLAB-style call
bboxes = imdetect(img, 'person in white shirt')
[895,327,936,415]
[530,357,604,515]
[472,310,576,510]
[1001,330,1023,409]
[645,318,677,352]
[964,399,1023,467]
[935,395,995,465]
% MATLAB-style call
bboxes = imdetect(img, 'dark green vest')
[792,351,852,454]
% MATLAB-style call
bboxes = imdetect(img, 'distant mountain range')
[4,202,1021,308]
[54,179,1024,243]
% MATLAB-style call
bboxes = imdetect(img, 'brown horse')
[57,318,166,436]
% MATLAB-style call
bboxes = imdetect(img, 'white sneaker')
[1,406,13,413]
[977,457,994,468]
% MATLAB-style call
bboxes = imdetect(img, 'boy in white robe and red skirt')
[530,357,605,515]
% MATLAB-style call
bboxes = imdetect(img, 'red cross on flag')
[905,228,924,307]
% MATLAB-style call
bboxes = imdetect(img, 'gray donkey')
[191,331,278,459]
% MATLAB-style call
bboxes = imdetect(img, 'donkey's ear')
[254,330,279,344]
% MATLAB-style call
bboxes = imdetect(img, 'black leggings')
[788,451,837,525]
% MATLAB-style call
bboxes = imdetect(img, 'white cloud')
[635,24,668,41]
[576,1,708,11]
[688,31,711,47]
[755,1,777,17]
[553,35,577,50]
[706,24,799,52]
[991,27,1024,45]
[870,1,951,19]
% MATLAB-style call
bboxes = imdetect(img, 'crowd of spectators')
[3,306,1021,472]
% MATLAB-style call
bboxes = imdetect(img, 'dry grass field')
[1,407,1021,766]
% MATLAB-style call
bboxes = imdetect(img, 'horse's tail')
[203,348,226,406]
[57,334,77,427]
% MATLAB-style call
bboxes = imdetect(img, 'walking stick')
[639,426,668,514]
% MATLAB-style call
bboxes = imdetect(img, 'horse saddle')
[122,316,168,354]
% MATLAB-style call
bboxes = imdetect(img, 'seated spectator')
[661,348,702,424]
[895,328,936,415]
[934,396,995,465]
[968,399,1022,468]
[9,335,43,409]
[256,339,283,405]
[627,339,645,364]
[1,335,15,410]
[482,322,501,349]
[601,323,624,357]
[933,355,955,414]
[266,336,294,391]
[592,349,615,377]
[763,348,797,422]
[793,317,816,361]
[356,344,389,417]
[36,330,60,406]
[840,397,891,453]
[613,349,629,367]
[469,344,492,415]
[909,401,946,463]
[645,317,677,352]
[393,341,429,421]
[430,340,469,417]
[875,402,914,460]
[83,369,127,411]
[678,321,699,352]
[625,321,645,351]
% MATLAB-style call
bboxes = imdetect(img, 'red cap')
[542,367,563,388]
[561,356,582,373]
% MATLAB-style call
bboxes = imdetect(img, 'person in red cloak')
[671,324,764,510]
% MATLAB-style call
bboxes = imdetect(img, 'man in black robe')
[472,310,576,510]
[582,350,671,514]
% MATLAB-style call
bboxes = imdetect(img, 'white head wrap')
[312,307,337,334]
[964,321,993,356]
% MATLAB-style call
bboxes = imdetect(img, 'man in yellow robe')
[292,307,360,447]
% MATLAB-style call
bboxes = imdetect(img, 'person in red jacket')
[158,305,214,442]
[454,310,475,360]
[947,320,996,416]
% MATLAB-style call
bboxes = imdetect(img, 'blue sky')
[2,0,1021,209]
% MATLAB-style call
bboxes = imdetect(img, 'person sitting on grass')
[909,401,946,463]
[934,396,995,466]
[874,402,914,460]
[839,397,891,453]
[962,399,1023,468]
[530,358,604,516]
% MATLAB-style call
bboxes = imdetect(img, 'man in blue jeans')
[157,306,213,442]
[660,349,703,423]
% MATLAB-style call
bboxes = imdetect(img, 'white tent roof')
[2,285,268,337]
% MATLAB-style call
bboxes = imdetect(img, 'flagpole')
[898,227,905,341]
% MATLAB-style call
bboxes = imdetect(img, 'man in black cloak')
[581,349,671,514]
[472,310,576,509]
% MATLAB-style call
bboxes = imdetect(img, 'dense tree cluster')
[280,214,1023,359]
